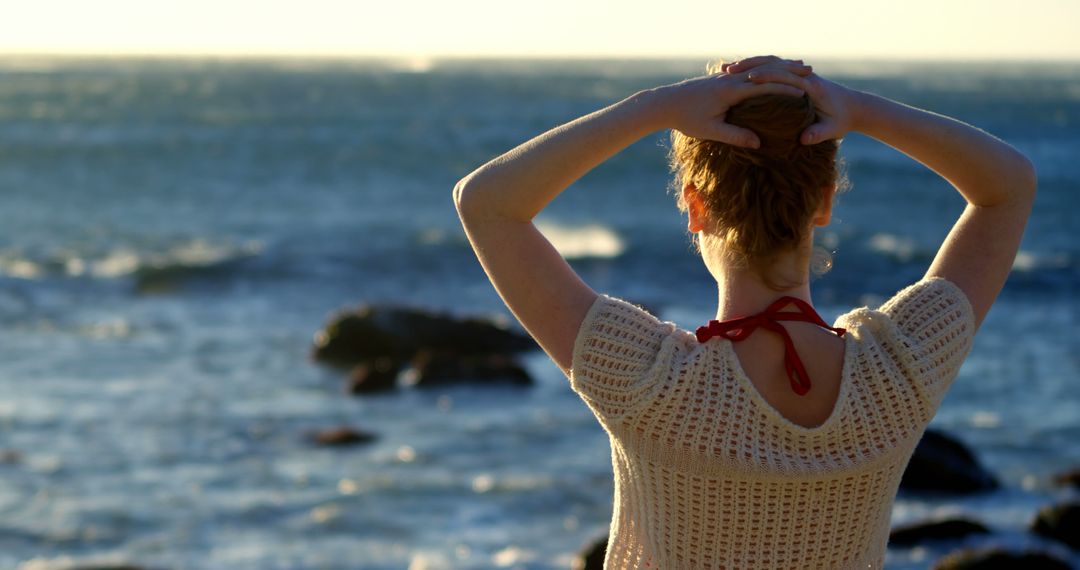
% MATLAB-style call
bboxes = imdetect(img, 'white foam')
[1012,250,1071,272]
[492,545,535,567]
[0,254,44,279]
[0,239,263,281]
[535,221,625,259]
[868,232,917,262]
[88,249,141,278]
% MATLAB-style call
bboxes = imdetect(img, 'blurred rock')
[0,449,21,464]
[573,535,608,570]
[346,358,401,394]
[1030,502,1080,550]
[889,517,990,546]
[931,547,1072,569]
[405,350,532,388]
[900,429,999,494]
[309,426,377,447]
[1051,466,1080,489]
[311,304,535,367]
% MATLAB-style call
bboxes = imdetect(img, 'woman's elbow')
[1002,145,1038,199]
[1016,152,1038,198]
[989,149,1038,206]
[453,176,482,220]
[452,178,467,212]
[453,175,511,222]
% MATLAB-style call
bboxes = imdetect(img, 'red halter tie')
[695,296,846,396]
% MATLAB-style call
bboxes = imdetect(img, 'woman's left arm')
[453,58,810,376]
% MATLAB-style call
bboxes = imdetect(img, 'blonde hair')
[668,66,847,290]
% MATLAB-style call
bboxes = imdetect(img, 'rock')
[346,358,401,394]
[1031,502,1080,550]
[1052,466,1080,489]
[311,304,535,367]
[0,449,21,464]
[931,547,1073,569]
[889,517,990,546]
[309,426,377,447]
[404,350,532,388]
[572,535,608,570]
[899,429,999,494]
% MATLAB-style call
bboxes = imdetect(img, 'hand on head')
[725,55,858,145]
[658,57,812,147]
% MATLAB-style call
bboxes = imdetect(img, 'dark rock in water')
[931,547,1073,569]
[309,426,377,447]
[346,358,401,394]
[0,449,21,464]
[1052,466,1080,489]
[311,304,535,367]
[889,517,991,546]
[1031,502,1080,550]
[405,350,532,387]
[573,535,608,570]
[900,429,999,494]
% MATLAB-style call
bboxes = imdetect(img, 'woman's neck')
[713,252,813,321]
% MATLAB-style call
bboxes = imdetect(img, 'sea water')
[0,56,1077,569]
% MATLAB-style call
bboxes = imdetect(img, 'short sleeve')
[570,294,678,424]
[876,276,977,404]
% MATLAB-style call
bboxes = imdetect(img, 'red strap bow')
[695,296,846,396]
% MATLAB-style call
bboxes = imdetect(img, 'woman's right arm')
[740,63,1037,330]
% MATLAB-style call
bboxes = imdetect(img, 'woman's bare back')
[730,321,847,428]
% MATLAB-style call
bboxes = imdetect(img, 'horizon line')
[3,51,1080,64]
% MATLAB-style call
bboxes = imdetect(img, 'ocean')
[0,56,1077,569]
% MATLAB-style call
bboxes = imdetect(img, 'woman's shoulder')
[832,276,977,405]
[834,276,975,341]
[570,294,698,423]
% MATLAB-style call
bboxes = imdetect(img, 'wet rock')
[573,535,608,570]
[309,426,377,447]
[311,304,535,367]
[1051,466,1080,489]
[889,517,990,546]
[931,547,1073,569]
[900,429,999,494]
[346,358,401,394]
[1031,502,1080,550]
[0,449,21,464]
[404,350,532,388]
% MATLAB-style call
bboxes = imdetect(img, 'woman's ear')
[811,185,836,227]
[683,183,708,233]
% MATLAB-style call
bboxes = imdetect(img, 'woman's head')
[669,76,846,290]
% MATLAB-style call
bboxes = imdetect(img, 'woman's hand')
[731,56,864,144]
[652,58,813,148]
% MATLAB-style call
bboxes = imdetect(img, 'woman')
[453,56,1036,569]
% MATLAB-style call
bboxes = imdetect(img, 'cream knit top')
[569,277,976,570]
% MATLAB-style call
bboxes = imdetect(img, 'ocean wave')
[867,232,923,263]
[535,221,625,259]
[864,235,1076,278]
[1011,250,1073,273]
[0,239,263,291]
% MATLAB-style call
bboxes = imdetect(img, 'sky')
[0,0,1077,60]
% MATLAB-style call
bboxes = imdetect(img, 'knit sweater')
[569,277,976,570]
